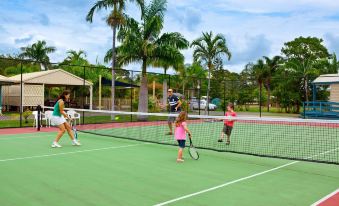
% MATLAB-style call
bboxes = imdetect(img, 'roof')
[313,74,339,85]
[0,74,17,85]
[7,69,93,86]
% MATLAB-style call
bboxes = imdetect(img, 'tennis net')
[44,107,339,165]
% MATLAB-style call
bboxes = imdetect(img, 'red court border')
[0,127,58,135]
[311,189,339,206]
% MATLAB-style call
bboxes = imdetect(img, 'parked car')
[192,99,217,110]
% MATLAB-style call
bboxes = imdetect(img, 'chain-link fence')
[1,57,319,128]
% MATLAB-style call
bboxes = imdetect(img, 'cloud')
[1,0,339,74]
[0,43,20,55]
[35,14,50,26]
[227,34,272,65]
[14,35,33,44]
[324,33,339,54]
[168,6,202,31]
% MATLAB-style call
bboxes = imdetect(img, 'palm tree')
[284,58,318,102]
[86,0,144,117]
[263,55,282,112]
[246,59,267,109]
[184,62,207,97]
[152,38,188,105]
[116,0,188,118]
[191,31,231,114]
[65,50,87,63]
[19,40,56,70]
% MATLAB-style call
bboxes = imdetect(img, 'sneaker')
[165,132,173,135]
[176,159,184,163]
[51,142,62,148]
[218,139,223,142]
[226,141,230,145]
[72,140,81,146]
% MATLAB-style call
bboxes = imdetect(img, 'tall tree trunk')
[162,68,168,106]
[111,26,116,120]
[138,58,148,120]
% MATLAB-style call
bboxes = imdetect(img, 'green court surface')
[0,131,338,206]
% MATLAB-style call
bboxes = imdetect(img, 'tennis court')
[1,114,339,206]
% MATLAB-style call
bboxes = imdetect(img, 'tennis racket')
[68,117,78,141]
[188,134,199,160]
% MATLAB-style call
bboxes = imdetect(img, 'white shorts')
[51,115,66,126]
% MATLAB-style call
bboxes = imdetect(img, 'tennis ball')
[114,116,120,120]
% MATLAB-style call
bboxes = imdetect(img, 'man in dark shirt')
[166,89,182,135]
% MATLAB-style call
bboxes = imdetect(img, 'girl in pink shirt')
[174,111,192,163]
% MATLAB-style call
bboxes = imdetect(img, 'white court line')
[153,161,299,206]
[311,188,339,206]
[0,143,149,162]
[154,147,339,206]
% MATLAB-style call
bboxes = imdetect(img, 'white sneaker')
[72,140,81,146]
[51,142,62,148]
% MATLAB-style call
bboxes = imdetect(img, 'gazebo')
[0,75,16,114]
[303,74,339,118]
[312,74,339,102]
[2,69,93,111]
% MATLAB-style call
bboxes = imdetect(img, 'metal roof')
[313,74,339,85]
[7,69,93,86]
[0,74,17,85]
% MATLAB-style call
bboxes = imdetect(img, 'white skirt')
[51,115,66,126]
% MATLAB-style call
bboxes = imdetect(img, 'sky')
[1,0,339,73]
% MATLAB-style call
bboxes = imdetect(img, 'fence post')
[197,80,201,115]
[223,81,226,114]
[130,71,133,122]
[82,66,85,125]
[20,62,23,127]
[259,83,262,117]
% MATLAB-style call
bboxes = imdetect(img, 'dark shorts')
[223,125,233,136]
[168,111,179,123]
[177,140,186,148]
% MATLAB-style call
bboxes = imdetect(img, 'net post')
[303,102,306,119]
[37,105,42,131]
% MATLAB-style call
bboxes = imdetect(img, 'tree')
[19,40,56,70]
[154,56,186,106]
[86,0,144,117]
[263,55,282,112]
[246,60,267,109]
[116,0,188,118]
[65,50,87,63]
[191,31,231,114]
[184,62,207,98]
[325,53,339,74]
[151,33,188,105]
[281,37,330,102]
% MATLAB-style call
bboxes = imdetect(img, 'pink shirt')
[175,122,187,140]
[224,111,237,127]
